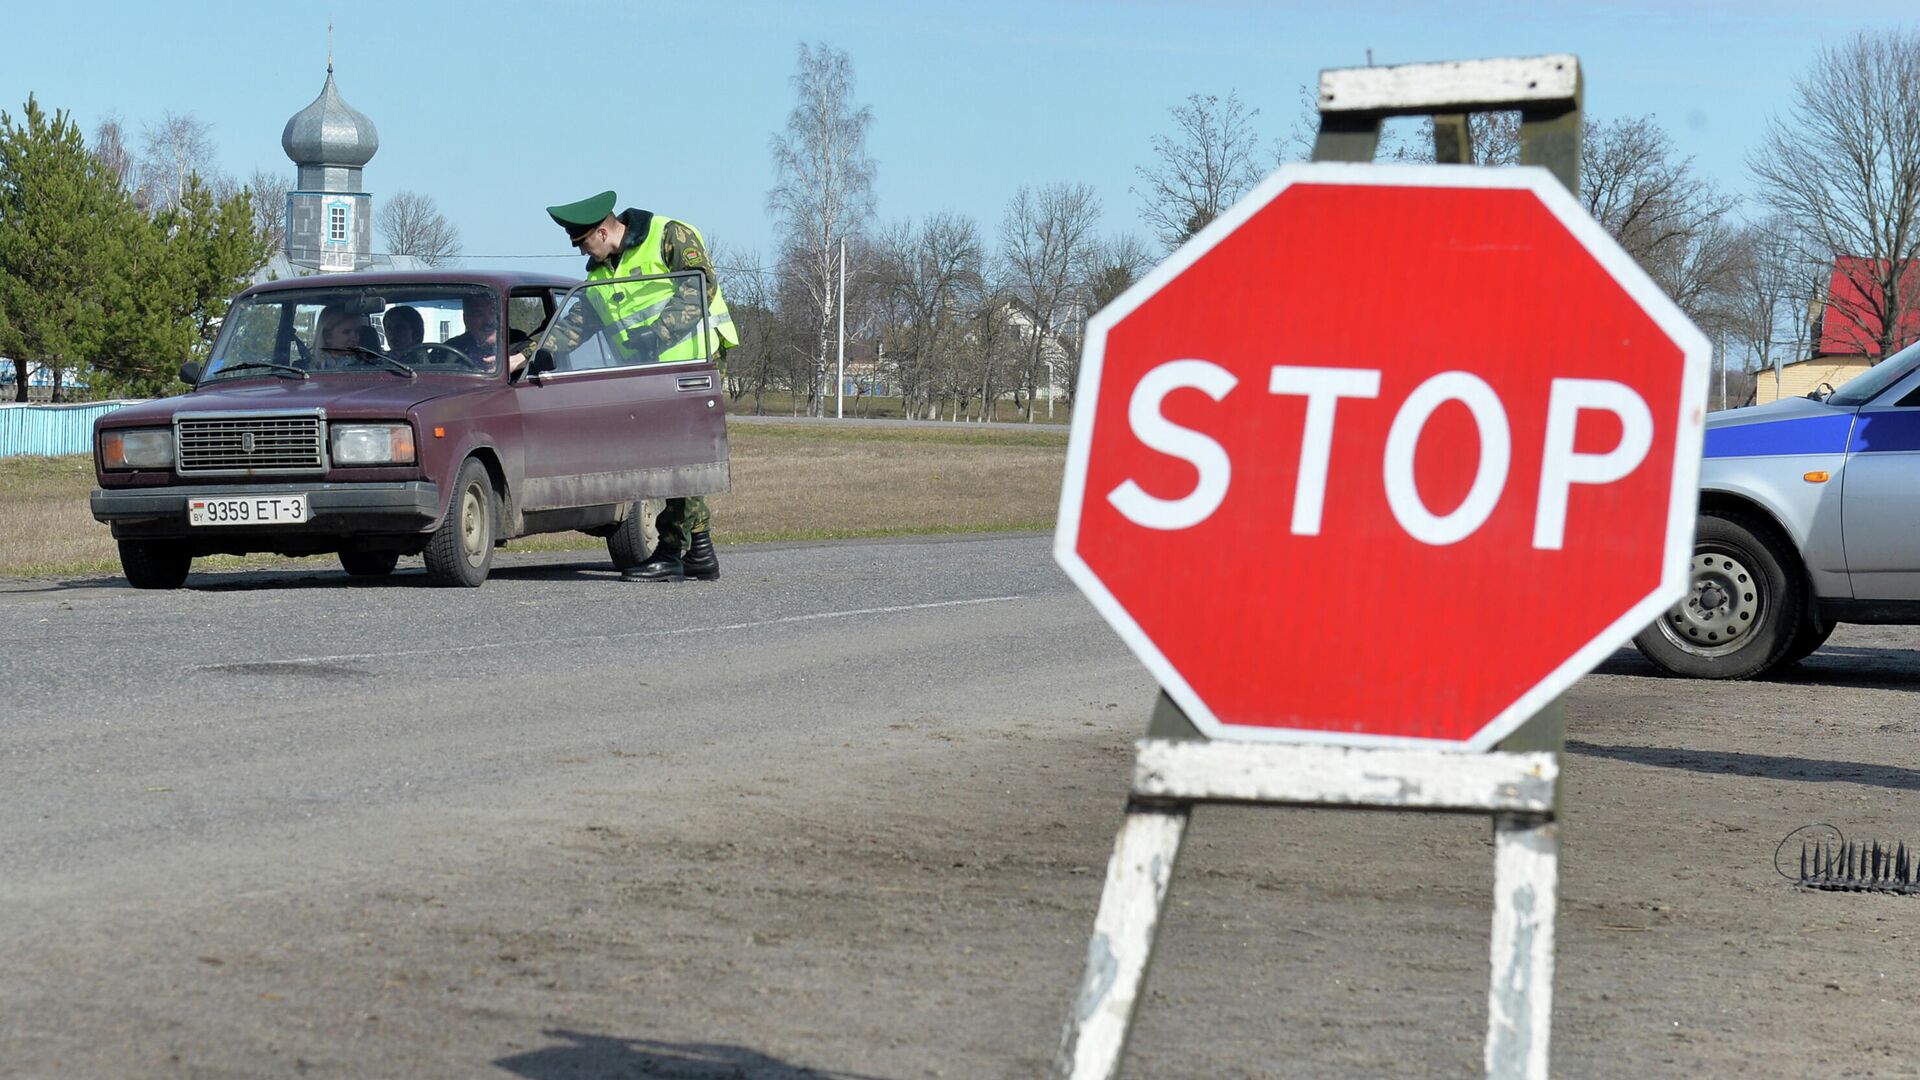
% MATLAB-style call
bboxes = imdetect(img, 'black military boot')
[682,530,720,581]
[621,548,685,582]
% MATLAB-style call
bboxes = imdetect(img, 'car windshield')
[1827,338,1920,407]
[204,284,505,380]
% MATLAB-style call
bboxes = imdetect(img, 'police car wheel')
[1632,510,1803,679]
[1779,607,1835,667]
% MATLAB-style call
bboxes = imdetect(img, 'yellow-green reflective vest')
[586,216,738,363]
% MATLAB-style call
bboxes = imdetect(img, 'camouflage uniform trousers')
[654,494,710,556]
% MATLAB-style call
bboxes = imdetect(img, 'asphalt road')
[4,535,1919,1078]
[0,534,1156,1077]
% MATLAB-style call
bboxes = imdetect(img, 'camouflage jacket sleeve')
[649,220,723,356]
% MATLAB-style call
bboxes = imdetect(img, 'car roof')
[243,269,582,296]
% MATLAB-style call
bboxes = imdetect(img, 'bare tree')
[1578,115,1740,330]
[1728,217,1830,384]
[875,212,985,420]
[247,169,290,254]
[1278,83,1423,165]
[1135,91,1265,251]
[90,113,136,195]
[1001,183,1101,421]
[1084,233,1154,315]
[710,245,783,415]
[1750,30,1920,359]
[377,190,462,267]
[767,42,876,416]
[138,111,219,212]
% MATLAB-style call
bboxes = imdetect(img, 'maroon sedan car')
[90,270,729,587]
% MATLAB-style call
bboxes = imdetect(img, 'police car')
[1634,339,1920,678]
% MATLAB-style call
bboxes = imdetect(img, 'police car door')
[1840,346,1920,599]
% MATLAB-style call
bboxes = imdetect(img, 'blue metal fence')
[0,401,145,459]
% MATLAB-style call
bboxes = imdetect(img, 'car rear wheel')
[339,549,400,578]
[1632,509,1803,679]
[605,499,656,570]
[118,539,191,590]
[424,458,496,587]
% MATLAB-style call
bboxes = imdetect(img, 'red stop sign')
[1057,165,1710,749]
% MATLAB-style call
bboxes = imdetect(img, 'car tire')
[339,549,400,578]
[1779,608,1836,667]
[1632,509,1804,679]
[424,458,496,588]
[118,539,191,590]
[606,500,650,570]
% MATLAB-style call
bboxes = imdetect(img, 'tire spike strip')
[1800,839,1920,895]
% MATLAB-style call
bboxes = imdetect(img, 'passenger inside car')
[383,305,425,353]
[307,304,367,371]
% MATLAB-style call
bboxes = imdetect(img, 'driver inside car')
[444,298,530,375]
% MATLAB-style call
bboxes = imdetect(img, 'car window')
[203,285,502,378]
[1830,338,1920,407]
[533,272,716,373]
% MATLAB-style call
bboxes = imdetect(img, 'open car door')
[512,272,730,511]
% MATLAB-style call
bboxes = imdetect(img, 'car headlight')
[331,423,417,465]
[100,428,175,470]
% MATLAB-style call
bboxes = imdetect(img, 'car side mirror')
[1807,381,1834,402]
[179,361,202,386]
[529,349,556,376]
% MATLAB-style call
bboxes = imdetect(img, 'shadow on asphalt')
[495,1029,891,1080]
[183,560,622,591]
[1567,740,1920,790]
[1594,646,1920,692]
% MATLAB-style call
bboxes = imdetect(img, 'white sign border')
[1054,162,1711,752]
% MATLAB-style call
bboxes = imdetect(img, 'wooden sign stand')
[1052,695,1561,1079]
[1052,55,1584,1080]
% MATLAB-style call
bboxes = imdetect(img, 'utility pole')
[835,237,847,420]
[1719,331,1728,411]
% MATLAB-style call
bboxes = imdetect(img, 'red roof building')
[1817,256,1920,356]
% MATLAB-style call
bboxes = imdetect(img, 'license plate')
[188,494,309,526]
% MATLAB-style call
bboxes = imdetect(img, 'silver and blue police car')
[1635,339,1920,678]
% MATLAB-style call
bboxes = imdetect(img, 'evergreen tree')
[1,96,275,401]
[0,96,134,401]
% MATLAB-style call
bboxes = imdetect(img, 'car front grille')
[176,415,326,474]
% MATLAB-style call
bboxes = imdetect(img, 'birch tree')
[138,111,220,212]
[767,42,876,416]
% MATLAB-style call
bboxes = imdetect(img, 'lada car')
[90,270,728,588]
[1633,338,1920,678]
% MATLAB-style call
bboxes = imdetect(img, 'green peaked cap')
[546,190,617,241]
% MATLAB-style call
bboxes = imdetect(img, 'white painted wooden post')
[1052,802,1189,1080]
[1486,814,1559,1079]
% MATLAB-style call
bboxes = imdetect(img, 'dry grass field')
[0,421,1068,578]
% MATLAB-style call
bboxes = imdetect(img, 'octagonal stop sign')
[1057,164,1710,750]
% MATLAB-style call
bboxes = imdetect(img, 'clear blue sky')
[3,0,1914,273]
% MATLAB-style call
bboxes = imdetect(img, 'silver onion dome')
[281,66,379,167]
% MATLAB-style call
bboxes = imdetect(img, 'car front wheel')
[118,539,191,590]
[424,458,496,587]
[1632,510,1803,679]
